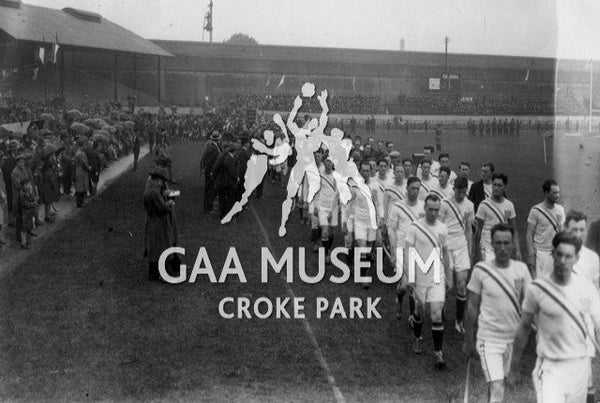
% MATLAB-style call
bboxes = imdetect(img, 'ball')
[301,82,315,98]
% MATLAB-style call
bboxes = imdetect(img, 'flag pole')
[589,60,593,134]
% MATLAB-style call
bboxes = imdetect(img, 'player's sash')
[443,199,465,230]
[531,278,587,339]
[412,221,440,249]
[395,202,417,222]
[430,188,446,200]
[420,182,431,194]
[385,186,404,201]
[480,199,506,224]
[321,175,336,192]
[475,262,521,316]
[532,206,560,233]
[484,188,491,198]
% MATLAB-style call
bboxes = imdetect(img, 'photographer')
[143,167,179,282]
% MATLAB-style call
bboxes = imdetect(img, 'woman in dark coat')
[40,154,60,223]
[143,167,178,281]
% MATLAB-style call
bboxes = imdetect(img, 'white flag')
[277,74,285,89]
[38,47,45,63]
[53,42,60,64]
[352,75,356,91]
[524,69,530,82]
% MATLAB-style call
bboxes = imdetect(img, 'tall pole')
[444,36,449,91]
[590,60,593,134]
[209,0,213,43]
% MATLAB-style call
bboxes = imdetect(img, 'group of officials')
[194,123,600,402]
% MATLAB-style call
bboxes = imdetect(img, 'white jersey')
[430,183,454,200]
[476,197,516,252]
[439,197,475,250]
[315,172,338,210]
[483,183,492,199]
[374,174,394,190]
[418,176,438,200]
[348,181,377,224]
[523,273,600,360]
[404,218,448,287]
[383,182,407,223]
[387,200,424,247]
[468,259,531,342]
[416,160,440,179]
[573,246,600,290]
[368,180,384,222]
[527,203,565,252]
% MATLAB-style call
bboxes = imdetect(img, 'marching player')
[474,173,521,263]
[463,224,531,402]
[439,177,474,333]
[346,161,381,289]
[314,158,339,264]
[457,162,473,194]
[438,153,457,185]
[374,159,394,190]
[526,179,565,278]
[468,162,495,214]
[387,177,424,319]
[417,146,440,178]
[566,210,600,403]
[418,159,437,200]
[509,232,600,403]
[404,194,451,368]
[403,158,414,179]
[431,166,454,200]
[383,165,407,223]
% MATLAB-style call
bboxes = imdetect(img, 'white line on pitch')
[249,205,346,403]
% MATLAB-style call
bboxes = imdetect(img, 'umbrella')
[40,113,55,122]
[123,121,135,130]
[66,109,83,120]
[42,144,61,158]
[40,128,53,136]
[70,122,91,135]
[93,119,107,129]
[102,125,116,134]
[83,118,96,126]
[113,123,124,132]
[0,126,12,138]
[91,131,110,143]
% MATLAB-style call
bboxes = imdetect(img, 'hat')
[149,166,169,182]
[210,130,221,141]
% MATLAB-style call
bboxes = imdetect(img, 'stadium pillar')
[133,54,137,92]
[113,51,118,102]
[59,47,64,97]
[157,56,162,104]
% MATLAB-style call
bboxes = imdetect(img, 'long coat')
[143,181,178,262]
[40,162,60,204]
[74,149,91,193]
[11,165,36,215]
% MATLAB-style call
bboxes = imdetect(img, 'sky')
[23,0,600,60]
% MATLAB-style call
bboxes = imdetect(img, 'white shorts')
[476,338,512,382]
[354,220,376,242]
[413,282,445,304]
[535,250,553,278]
[449,246,471,272]
[533,357,590,403]
[318,207,339,227]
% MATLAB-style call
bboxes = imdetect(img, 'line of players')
[299,145,600,403]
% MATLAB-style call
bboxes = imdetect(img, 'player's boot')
[454,320,465,334]
[412,337,423,354]
[434,351,446,369]
[408,314,415,328]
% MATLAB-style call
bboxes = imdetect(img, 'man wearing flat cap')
[144,166,178,281]
[199,130,221,213]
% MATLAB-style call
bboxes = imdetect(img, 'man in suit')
[468,162,495,214]
[199,131,221,213]
[587,218,600,257]
[211,140,239,220]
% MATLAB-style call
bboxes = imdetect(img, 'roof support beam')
[113,51,118,102]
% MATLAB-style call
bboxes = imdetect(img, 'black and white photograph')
[0,0,600,401]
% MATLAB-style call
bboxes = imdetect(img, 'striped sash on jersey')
[321,175,336,192]
[532,205,560,233]
[420,182,431,194]
[443,199,465,230]
[412,221,440,249]
[395,202,417,222]
[531,278,587,339]
[481,199,506,224]
[430,188,446,200]
[475,262,521,316]
[385,186,404,201]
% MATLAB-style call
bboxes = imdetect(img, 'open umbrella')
[123,121,135,129]
[39,113,55,122]
[83,118,96,126]
[70,122,91,135]
[91,131,110,143]
[40,128,53,136]
[93,119,107,129]
[42,144,61,158]
[66,109,83,120]
[102,125,117,134]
